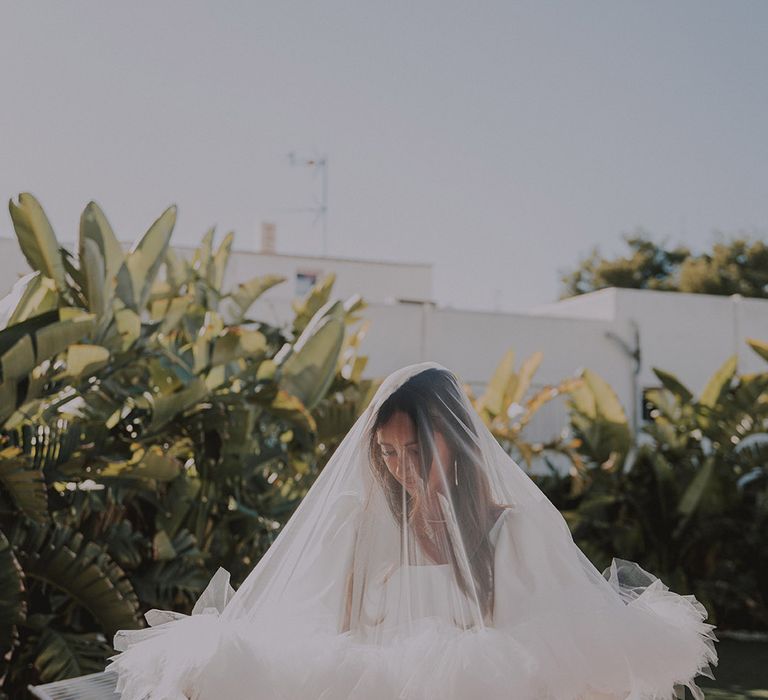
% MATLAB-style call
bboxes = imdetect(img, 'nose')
[386,452,412,487]
[390,455,405,481]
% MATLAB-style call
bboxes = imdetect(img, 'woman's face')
[376,411,453,499]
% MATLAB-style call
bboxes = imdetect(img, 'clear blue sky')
[1,1,766,311]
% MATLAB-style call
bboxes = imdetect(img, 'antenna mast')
[288,152,328,255]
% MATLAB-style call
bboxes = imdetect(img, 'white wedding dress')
[106,363,718,700]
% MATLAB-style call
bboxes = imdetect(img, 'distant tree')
[561,231,768,299]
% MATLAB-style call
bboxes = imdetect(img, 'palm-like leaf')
[223,274,285,323]
[652,368,694,403]
[8,194,69,300]
[734,432,768,469]
[32,628,114,683]
[1,272,58,328]
[130,529,208,610]
[14,524,140,637]
[0,530,25,678]
[0,447,47,522]
[116,206,176,312]
[291,273,335,335]
[279,301,345,411]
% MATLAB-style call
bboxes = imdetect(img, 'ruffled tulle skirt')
[105,560,718,700]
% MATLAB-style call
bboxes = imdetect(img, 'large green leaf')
[209,231,234,292]
[510,352,542,406]
[8,194,68,297]
[747,337,768,364]
[15,525,140,637]
[34,313,96,370]
[1,272,58,328]
[678,457,716,518]
[116,206,176,311]
[224,274,285,323]
[582,369,629,425]
[33,628,113,683]
[78,201,125,291]
[78,202,124,333]
[210,329,267,367]
[700,355,737,408]
[291,273,336,335]
[0,308,95,384]
[56,344,111,381]
[146,377,209,433]
[652,368,693,404]
[733,432,768,469]
[164,248,191,293]
[192,227,215,281]
[0,447,48,522]
[643,387,683,423]
[279,301,345,411]
[99,444,182,482]
[568,378,597,419]
[0,309,60,358]
[130,529,207,609]
[731,373,768,412]
[79,238,107,318]
[154,294,195,335]
[480,349,515,417]
[155,473,202,539]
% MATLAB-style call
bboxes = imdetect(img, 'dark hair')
[368,367,505,621]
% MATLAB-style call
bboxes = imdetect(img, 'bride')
[106,363,718,700]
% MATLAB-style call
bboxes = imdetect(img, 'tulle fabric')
[106,362,718,700]
[108,557,717,700]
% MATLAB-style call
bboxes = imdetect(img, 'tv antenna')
[286,151,328,255]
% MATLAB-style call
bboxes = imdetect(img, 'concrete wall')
[530,287,768,413]
[359,303,632,445]
[612,290,753,394]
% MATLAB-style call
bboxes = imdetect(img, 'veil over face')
[108,362,718,700]
[218,363,541,637]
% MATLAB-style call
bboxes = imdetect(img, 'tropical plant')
[0,194,371,696]
[559,340,768,631]
[468,349,584,469]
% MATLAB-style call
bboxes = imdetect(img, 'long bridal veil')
[107,362,718,700]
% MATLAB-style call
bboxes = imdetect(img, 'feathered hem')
[106,560,718,700]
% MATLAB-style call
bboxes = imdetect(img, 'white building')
[0,235,765,449]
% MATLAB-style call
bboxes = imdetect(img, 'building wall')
[217,248,433,305]
[610,289,766,395]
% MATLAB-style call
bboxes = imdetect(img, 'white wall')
[596,289,766,397]
[216,248,433,305]
[528,287,768,411]
[531,287,618,321]
[359,303,632,444]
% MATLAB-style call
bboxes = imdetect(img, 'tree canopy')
[560,232,768,299]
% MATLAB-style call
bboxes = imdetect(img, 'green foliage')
[567,368,632,475]
[557,343,768,632]
[561,232,768,299]
[0,194,371,696]
[469,349,584,468]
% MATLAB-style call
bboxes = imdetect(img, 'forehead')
[376,411,417,443]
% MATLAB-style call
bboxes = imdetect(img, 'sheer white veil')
[218,361,557,632]
[109,361,718,700]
